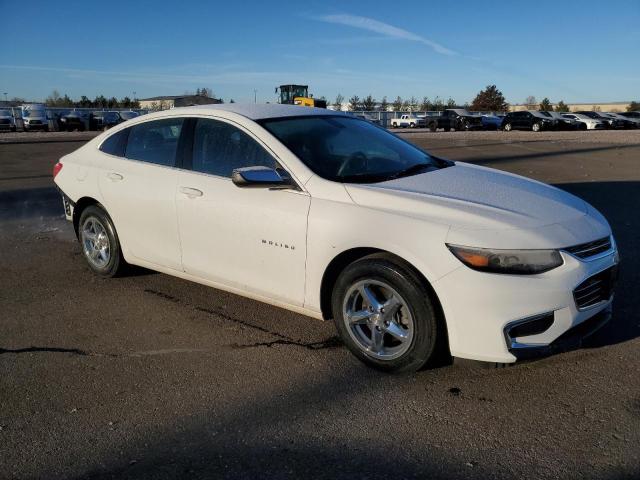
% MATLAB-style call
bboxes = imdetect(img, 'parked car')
[575,111,623,129]
[539,111,582,130]
[560,113,606,130]
[116,110,140,121]
[425,109,483,132]
[353,112,382,126]
[501,110,556,132]
[21,104,49,131]
[90,111,106,131]
[53,104,619,372]
[390,114,425,128]
[599,112,639,129]
[480,113,504,130]
[619,111,640,120]
[0,109,17,131]
[59,111,88,131]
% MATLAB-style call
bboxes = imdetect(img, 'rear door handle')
[107,172,123,181]
[180,187,204,198]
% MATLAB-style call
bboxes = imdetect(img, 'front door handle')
[107,172,123,181]
[180,187,204,198]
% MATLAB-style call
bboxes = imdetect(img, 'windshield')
[23,107,45,117]
[259,115,447,183]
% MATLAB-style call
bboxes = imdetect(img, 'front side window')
[125,118,184,167]
[192,119,276,178]
[260,115,446,183]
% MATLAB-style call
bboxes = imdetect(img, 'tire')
[44,126,49,132]
[503,123,512,132]
[409,122,415,128]
[428,122,437,132]
[331,254,443,373]
[579,123,587,131]
[532,122,541,132]
[78,205,127,277]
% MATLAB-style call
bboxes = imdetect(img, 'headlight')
[446,244,563,275]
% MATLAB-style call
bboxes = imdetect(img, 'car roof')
[169,103,346,121]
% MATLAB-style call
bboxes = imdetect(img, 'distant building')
[509,101,632,113]
[139,94,223,110]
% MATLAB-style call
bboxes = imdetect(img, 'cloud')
[316,14,458,56]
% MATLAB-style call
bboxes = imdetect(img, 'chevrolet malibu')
[53,104,619,372]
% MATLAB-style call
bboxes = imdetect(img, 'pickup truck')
[425,109,483,132]
[390,114,426,128]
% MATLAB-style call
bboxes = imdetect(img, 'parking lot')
[1,130,639,479]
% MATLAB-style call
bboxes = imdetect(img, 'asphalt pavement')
[1,130,639,479]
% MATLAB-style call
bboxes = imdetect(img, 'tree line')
[335,93,463,112]
[45,90,141,109]
[331,86,639,113]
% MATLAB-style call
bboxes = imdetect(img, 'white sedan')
[53,104,619,371]
[561,113,606,130]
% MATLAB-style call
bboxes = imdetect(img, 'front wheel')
[532,122,541,132]
[428,122,437,132]
[331,254,444,372]
[78,205,127,277]
[503,123,512,132]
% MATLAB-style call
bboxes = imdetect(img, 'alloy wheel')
[342,279,414,360]
[81,217,111,268]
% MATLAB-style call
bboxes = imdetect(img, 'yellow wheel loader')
[276,85,327,108]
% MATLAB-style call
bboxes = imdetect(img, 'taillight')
[53,162,63,178]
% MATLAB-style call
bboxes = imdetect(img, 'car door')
[175,117,310,306]
[97,117,185,271]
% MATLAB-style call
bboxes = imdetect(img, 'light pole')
[3,93,6,103]
[254,89,257,103]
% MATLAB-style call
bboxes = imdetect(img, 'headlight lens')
[446,244,563,275]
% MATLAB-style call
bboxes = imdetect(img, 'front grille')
[29,120,42,125]
[573,266,617,310]
[564,236,611,259]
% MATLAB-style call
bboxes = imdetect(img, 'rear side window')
[99,128,129,157]
[192,118,276,178]
[125,118,184,167]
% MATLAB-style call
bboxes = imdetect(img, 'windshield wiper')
[389,163,434,180]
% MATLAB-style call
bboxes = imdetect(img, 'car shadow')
[554,181,640,349]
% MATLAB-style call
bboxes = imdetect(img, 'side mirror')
[231,166,295,190]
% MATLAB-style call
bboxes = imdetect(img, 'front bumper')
[508,305,611,361]
[433,239,619,363]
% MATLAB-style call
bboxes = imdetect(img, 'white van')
[21,104,49,131]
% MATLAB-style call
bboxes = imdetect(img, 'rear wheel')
[503,123,512,132]
[532,122,541,132]
[409,122,415,128]
[579,123,587,131]
[331,254,443,372]
[428,122,437,132]
[78,205,127,277]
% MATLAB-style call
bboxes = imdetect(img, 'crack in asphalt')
[0,289,343,359]
[0,346,90,356]
[144,288,341,351]
[231,337,343,351]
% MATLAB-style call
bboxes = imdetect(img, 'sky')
[1,0,639,105]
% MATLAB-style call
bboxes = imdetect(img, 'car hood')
[345,162,591,232]
[344,163,612,248]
